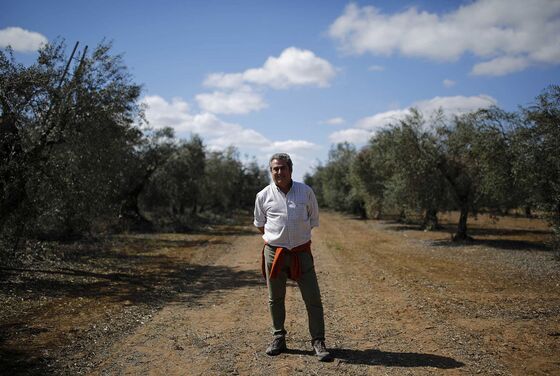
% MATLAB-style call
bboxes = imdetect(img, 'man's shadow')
[285,348,464,368]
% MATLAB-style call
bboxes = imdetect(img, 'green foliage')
[117,126,176,230]
[433,110,516,239]
[240,158,270,210]
[202,149,268,215]
[349,146,386,218]
[0,41,269,247]
[1,40,143,240]
[516,85,560,255]
[140,135,205,229]
[308,143,365,216]
[307,90,559,242]
[348,110,448,227]
[138,138,268,230]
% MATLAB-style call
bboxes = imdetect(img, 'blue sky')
[2,0,559,180]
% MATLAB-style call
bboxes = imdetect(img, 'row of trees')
[306,85,559,252]
[0,41,268,246]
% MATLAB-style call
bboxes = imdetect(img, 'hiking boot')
[266,335,286,356]
[312,339,332,362]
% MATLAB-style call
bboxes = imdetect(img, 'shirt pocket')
[294,201,309,221]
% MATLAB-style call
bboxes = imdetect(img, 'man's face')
[270,159,292,188]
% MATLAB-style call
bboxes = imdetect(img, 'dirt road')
[85,212,559,375]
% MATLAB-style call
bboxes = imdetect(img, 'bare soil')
[1,211,559,375]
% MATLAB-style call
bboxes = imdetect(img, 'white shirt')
[254,181,319,249]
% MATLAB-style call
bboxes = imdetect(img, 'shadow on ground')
[383,222,550,252]
[430,237,550,252]
[0,348,53,376]
[332,348,464,368]
[0,251,262,305]
[384,222,549,237]
[0,232,262,374]
[287,347,464,369]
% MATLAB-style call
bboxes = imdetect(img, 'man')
[253,153,331,362]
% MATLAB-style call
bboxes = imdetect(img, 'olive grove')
[307,85,560,250]
[0,41,268,249]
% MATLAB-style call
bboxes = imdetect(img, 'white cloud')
[413,95,497,115]
[321,117,345,125]
[142,95,320,180]
[265,140,320,153]
[329,128,372,144]
[356,109,408,131]
[204,47,336,89]
[206,126,270,150]
[368,65,385,72]
[142,96,191,126]
[143,95,266,147]
[203,73,244,90]
[0,27,48,52]
[330,94,498,145]
[195,86,267,114]
[471,56,530,76]
[443,79,456,88]
[329,0,560,75]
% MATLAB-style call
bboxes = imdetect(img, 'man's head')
[269,153,293,190]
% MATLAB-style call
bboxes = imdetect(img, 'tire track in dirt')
[315,212,559,376]
[313,212,500,375]
[91,229,270,375]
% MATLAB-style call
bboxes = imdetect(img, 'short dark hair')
[269,153,293,171]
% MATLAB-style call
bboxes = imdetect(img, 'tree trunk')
[358,201,367,220]
[0,114,27,233]
[453,201,473,241]
[550,203,560,260]
[422,208,439,231]
[191,200,198,216]
[119,189,152,230]
[397,208,406,223]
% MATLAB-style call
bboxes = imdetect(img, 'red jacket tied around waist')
[262,241,312,281]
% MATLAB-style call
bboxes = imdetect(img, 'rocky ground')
[1,211,559,375]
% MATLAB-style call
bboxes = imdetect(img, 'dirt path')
[85,212,559,375]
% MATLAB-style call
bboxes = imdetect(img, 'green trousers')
[263,244,325,341]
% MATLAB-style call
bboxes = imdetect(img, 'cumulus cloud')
[329,128,372,144]
[141,95,319,169]
[142,95,267,148]
[413,95,497,116]
[265,140,320,153]
[330,94,498,144]
[471,56,531,76]
[204,47,336,89]
[0,26,48,52]
[203,73,244,90]
[142,96,191,126]
[355,109,409,131]
[195,86,267,114]
[329,0,560,75]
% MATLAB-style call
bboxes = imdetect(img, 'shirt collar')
[272,180,294,193]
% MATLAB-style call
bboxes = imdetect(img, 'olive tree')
[515,85,560,255]
[0,41,143,241]
[311,143,364,216]
[434,109,515,240]
[140,135,206,229]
